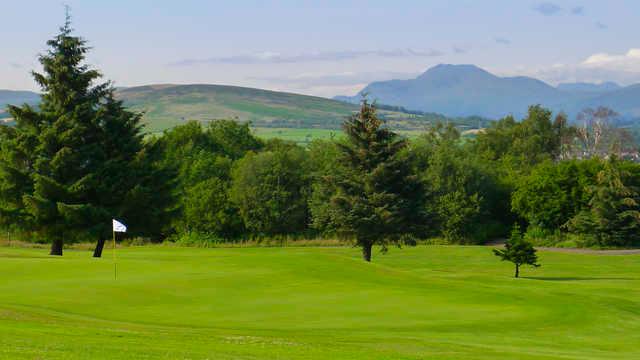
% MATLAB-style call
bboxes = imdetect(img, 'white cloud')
[169,49,444,66]
[581,48,640,71]
[501,48,640,86]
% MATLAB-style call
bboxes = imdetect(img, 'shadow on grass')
[523,276,638,281]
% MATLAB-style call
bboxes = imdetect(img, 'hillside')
[115,84,487,134]
[116,84,359,133]
[0,84,486,134]
[337,64,640,120]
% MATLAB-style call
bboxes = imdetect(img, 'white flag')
[112,219,127,233]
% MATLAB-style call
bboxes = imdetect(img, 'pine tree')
[11,16,108,255]
[567,158,640,247]
[328,100,424,261]
[89,95,145,257]
[493,224,540,278]
[0,15,173,255]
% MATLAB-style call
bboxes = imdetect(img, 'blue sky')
[2,0,639,97]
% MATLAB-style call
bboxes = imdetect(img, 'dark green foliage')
[325,100,425,261]
[207,120,263,160]
[0,19,174,255]
[566,159,640,247]
[0,112,38,230]
[154,120,261,239]
[230,144,309,236]
[512,159,602,232]
[475,105,567,172]
[116,139,177,240]
[494,224,540,278]
[409,123,507,243]
[1,20,101,252]
[19,19,111,254]
[307,139,346,234]
[183,177,243,238]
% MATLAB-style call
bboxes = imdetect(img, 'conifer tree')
[493,224,540,278]
[10,15,108,255]
[0,14,173,255]
[89,95,144,257]
[328,100,424,261]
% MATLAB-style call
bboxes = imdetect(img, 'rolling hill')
[116,84,359,133]
[1,84,486,135]
[115,84,487,134]
[336,64,640,120]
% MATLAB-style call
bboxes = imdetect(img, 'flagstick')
[113,229,117,280]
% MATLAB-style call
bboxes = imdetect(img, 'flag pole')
[113,229,117,280]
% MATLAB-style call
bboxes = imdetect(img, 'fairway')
[0,246,639,359]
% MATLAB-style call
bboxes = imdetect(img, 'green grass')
[0,245,638,359]
[252,127,431,145]
[252,127,342,144]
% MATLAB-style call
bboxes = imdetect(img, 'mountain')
[557,82,621,94]
[336,64,639,120]
[0,90,40,118]
[577,84,640,117]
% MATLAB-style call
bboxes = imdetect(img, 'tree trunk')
[514,264,520,278]
[93,236,106,258]
[50,238,63,256]
[362,242,373,262]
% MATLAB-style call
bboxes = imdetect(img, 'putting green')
[0,245,638,359]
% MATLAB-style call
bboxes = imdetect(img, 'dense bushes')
[512,159,602,232]
[514,158,640,247]
[230,143,310,236]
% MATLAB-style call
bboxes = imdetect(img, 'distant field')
[0,245,638,359]
[252,127,473,145]
[252,127,342,144]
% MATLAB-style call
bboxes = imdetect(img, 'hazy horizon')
[3,0,640,97]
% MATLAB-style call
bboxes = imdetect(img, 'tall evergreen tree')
[13,16,109,255]
[328,100,424,261]
[0,15,172,255]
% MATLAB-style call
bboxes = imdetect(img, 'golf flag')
[113,219,127,233]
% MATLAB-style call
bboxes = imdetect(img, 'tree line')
[2,21,640,261]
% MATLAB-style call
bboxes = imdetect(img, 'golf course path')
[487,240,640,255]
[536,247,640,255]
